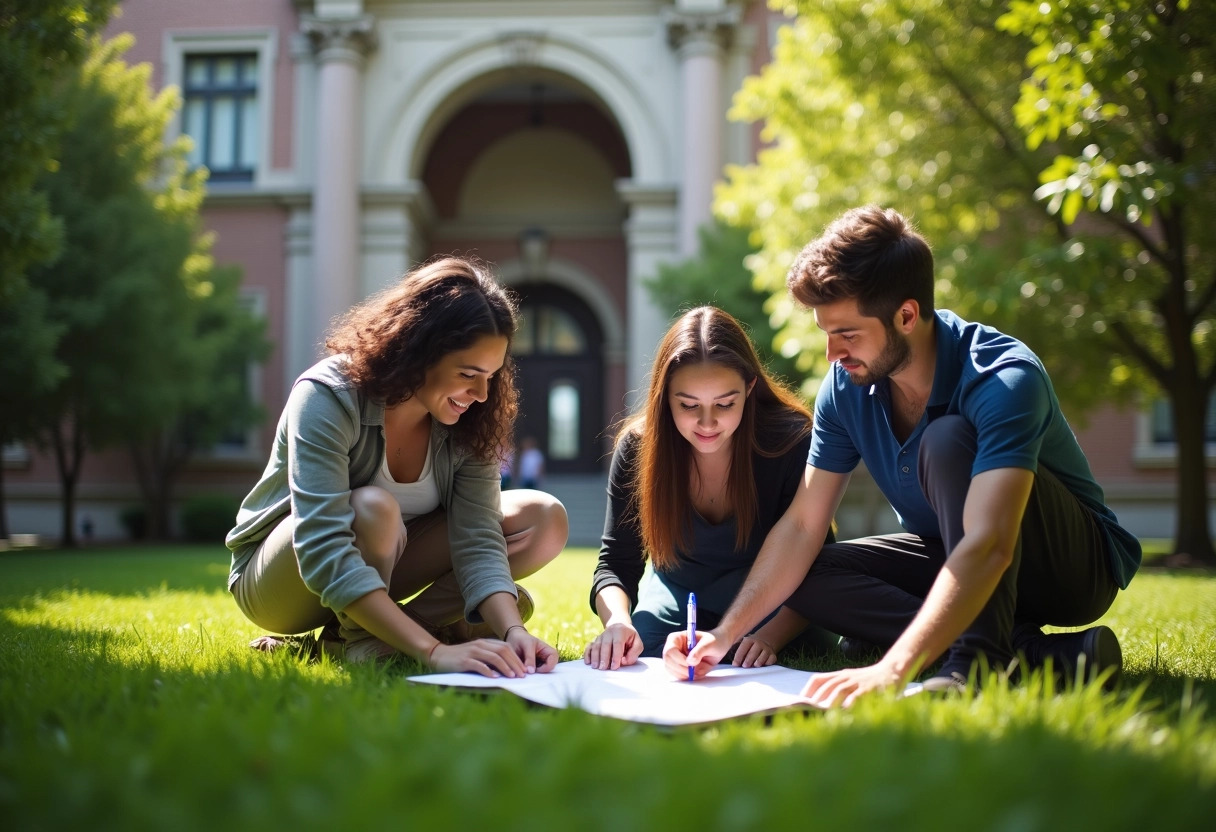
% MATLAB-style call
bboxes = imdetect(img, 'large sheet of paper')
[408,658,828,726]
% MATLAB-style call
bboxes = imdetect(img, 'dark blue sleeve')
[808,371,860,474]
[966,362,1052,476]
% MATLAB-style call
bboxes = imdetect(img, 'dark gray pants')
[784,415,1119,672]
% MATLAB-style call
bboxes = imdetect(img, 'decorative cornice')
[300,13,378,62]
[662,6,741,55]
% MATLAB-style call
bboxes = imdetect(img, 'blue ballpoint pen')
[687,592,697,681]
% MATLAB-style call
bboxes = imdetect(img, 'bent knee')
[349,485,400,524]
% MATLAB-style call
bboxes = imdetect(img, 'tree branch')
[936,55,1074,238]
[1110,320,1171,388]
[1192,262,1216,327]
[1091,211,1170,265]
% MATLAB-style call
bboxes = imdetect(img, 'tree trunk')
[1170,377,1215,565]
[51,419,84,548]
[0,456,8,540]
[130,428,189,541]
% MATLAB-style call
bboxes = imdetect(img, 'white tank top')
[371,436,441,521]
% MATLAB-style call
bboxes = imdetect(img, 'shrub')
[179,494,240,543]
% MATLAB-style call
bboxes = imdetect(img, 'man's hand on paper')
[584,621,644,670]
[801,659,903,708]
[663,628,728,680]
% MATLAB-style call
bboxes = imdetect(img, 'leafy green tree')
[0,0,114,299]
[646,222,803,386]
[127,257,269,540]
[997,0,1214,562]
[27,35,266,545]
[0,284,65,538]
[1,1,113,537]
[717,0,1214,563]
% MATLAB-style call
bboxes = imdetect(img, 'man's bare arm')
[802,466,1035,706]
[712,466,849,647]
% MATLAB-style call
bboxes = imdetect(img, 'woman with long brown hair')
[585,306,834,670]
[227,257,567,676]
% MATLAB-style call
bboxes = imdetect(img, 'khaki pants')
[231,488,566,639]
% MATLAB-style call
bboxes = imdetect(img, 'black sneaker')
[837,636,882,662]
[1013,624,1122,690]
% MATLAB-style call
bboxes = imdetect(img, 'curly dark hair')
[325,256,520,462]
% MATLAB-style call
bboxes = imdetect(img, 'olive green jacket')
[226,355,515,621]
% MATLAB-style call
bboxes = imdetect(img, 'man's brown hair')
[787,205,935,323]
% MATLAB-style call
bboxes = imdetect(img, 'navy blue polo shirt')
[809,309,1141,588]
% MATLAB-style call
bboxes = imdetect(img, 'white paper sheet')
[407,658,828,726]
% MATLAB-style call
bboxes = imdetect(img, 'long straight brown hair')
[618,306,812,570]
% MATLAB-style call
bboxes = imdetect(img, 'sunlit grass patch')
[1,545,1213,831]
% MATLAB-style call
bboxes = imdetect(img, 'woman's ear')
[746,377,758,397]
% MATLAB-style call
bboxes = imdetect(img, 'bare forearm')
[717,518,820,645]
[883,467,1032,678]
[594,585,633,627]
[882,535,1011,678]
[343,589,438,661]
[750,606,809,652]
[477,590,526,638]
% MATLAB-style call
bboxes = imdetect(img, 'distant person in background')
[585,306,837,669]
[225,257,568,675]
[517,436,545,490]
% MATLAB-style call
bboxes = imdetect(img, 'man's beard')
[845,326,912,387]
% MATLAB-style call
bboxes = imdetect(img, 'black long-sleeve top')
[589,428,819,616]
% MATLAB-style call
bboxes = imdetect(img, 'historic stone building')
[2,0,1207,545]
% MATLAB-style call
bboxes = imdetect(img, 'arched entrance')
[511,283,604,474]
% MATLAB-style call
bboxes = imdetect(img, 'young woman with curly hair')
[584,306,836,670]
[227,257,568,675]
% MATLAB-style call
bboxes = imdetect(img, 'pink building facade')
[3,0,1210,544]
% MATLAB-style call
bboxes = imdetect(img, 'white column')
[617,181,679,407]
[665,6,739,257]
[360,182,435,297]
[301,15,376,353]
[284,200,315,385]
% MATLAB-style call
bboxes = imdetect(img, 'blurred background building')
[2,0,1204,546]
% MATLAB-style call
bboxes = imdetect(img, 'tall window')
[182,54,259,182]
[1150,395,1216,444]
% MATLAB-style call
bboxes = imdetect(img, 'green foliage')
[718,0,1193,407]
[995,0,1215,384]
[179,494,241,544]
[720,0,1215,560]
[14,34,268,543]
[0,547,1214,829]
[645,222,804,386]
[0,0,115,299]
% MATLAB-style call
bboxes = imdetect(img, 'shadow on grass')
[0,546,229,600]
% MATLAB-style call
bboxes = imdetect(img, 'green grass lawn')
[2,544,1214,830]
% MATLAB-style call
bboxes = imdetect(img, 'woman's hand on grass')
[505,626,558,674]
[584,621,644,670]
[429,639,528,678]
